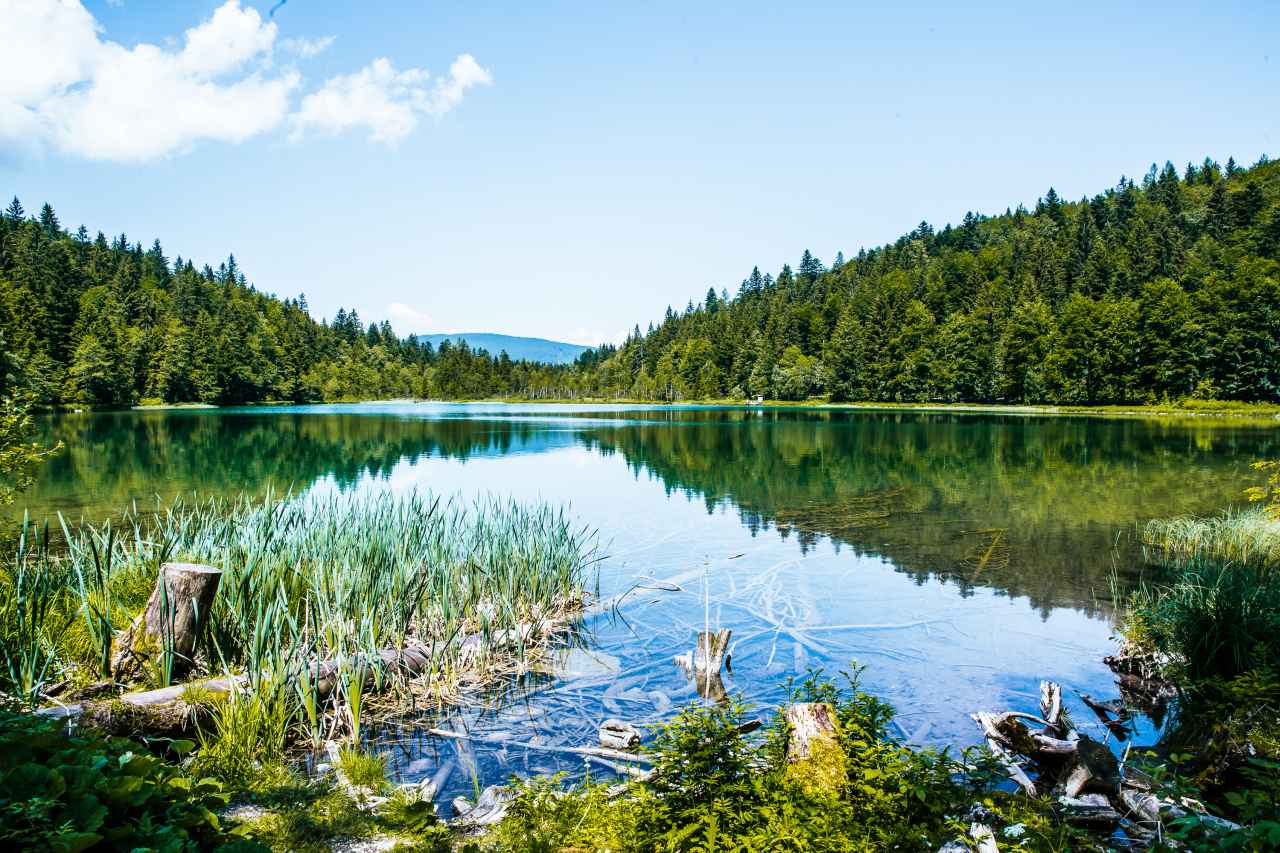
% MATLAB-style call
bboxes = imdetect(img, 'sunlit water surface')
[27,404,1280,802]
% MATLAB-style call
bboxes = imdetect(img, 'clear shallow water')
[26,404,1280,801]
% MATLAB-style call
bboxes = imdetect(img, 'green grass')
[1135,507,1280,683]
[1143,508,1280,570]
[0,490,598,749]
[1127,504,1280,808]
[337,746,388,790]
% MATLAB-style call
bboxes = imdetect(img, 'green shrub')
[481,668,1079,852]
[0,708,260,852]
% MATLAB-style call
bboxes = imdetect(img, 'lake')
[25,404,1280,799]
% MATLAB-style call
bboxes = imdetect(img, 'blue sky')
[2,1,1277,345]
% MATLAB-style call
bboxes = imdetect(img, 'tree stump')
[674,628,732,702]
[112,562,222,683]
[783,702,847,795]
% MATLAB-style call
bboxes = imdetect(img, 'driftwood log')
[599,718,642,750]
[425,726,653,765]
[112,563,222,682]
[41,644,445,736]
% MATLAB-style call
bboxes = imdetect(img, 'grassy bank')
[0,490,601,850]
[1,489,596,731]
[6,486,1280,850]
[93,396,1280,423]
[1111,505,1280,846]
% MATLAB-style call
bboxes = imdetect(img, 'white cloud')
[0,0,295,161]
[386,302,446,335]
[0,2,488,161]
[291,53,491,145]
[280,35,335,59]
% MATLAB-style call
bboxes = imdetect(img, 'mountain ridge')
[420,333,589,365]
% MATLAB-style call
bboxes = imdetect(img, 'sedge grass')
[0,489,598,751]
[1132,507,1280,682]
[1142,507,1280,571]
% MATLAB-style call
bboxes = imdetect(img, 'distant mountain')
[420,333,590,365]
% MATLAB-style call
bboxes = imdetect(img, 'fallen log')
[1056,793,1122,825]
[112,563,222,683]
[37,675,245,737]
[1119,786,1162,825]
[1078,692,1130,739]
[582,753,649,778]
[40,640,448,735]
[425,726,654,764]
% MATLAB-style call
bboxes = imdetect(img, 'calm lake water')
[25,404,1280,799]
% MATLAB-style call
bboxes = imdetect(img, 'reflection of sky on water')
[311,438,1132,801]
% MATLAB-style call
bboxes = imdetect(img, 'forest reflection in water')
[28,404,1278,615]
[25,404,1279,796]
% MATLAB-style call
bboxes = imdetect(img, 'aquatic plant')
[0,489,597,750]
[0,519,70,710]
[1143,507,1280,570]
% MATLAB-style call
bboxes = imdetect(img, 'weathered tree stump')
[674,628,732,702]
[111,562,222,683]
[783,702,847,795]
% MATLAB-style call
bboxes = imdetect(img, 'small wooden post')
[112,562,222,683]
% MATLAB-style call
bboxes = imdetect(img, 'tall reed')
[1134,507,1280,681]
[1,490,597,746]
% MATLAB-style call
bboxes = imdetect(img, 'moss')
[783,710,849,797]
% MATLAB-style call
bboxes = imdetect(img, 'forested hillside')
[0,201,573,405]
[3,154,1279,407]
[594,155,1280,404]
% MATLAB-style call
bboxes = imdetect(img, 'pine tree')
[797,250,824,281]
[1233,182,1265,227]
[39,203,60,238]
[1206,180,1230,238]
[1039,187,1064,224]
[4,197,24,224]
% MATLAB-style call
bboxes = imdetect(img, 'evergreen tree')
[797,250,824,281]
[39,204,60,238]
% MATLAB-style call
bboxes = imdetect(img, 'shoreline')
[109,397,1280,422]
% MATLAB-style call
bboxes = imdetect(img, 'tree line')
[2,153,1279,407]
